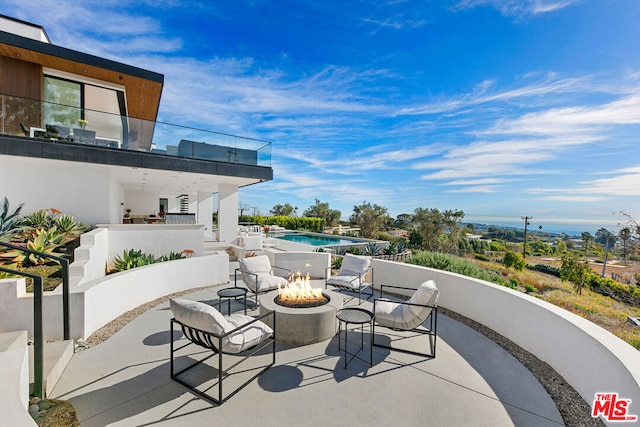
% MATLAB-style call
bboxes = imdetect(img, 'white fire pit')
[259,289,343,345]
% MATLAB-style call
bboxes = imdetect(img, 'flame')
[278,270,325,303]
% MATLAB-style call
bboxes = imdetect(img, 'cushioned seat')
[235,255,289,305]
[373,281,439,358]
[170,298,272,354]
[325,253,374,304]
[169,298,276,404]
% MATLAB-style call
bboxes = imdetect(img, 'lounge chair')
[235,255,289,306]
[169,298,276,404]
[325,253,374,304]
[373,280,439,358]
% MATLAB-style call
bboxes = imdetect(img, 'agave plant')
[112,249,144,272]
[159,251,185,262]
[0,197,24,242]
[22,209,55,229]
[1,227,65,266]
[364,242,382,256]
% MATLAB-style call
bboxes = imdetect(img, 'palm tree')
[619,227,632,261]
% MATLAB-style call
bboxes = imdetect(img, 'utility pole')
[601,234,610,278]
[522,216,532,258]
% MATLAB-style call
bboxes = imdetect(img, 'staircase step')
[29,340,74,397]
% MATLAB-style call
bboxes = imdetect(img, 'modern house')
[0,14,272,243]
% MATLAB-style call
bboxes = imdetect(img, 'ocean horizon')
[465,216,624,237]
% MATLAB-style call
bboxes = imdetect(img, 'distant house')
[0,14,272,242]
[388,229,409,238]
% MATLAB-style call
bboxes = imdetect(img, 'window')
[43,76,127,142]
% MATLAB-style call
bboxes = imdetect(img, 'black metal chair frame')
[324,265,375,304]
[170,310,276,405]
[372,284,438,358]
[234,265,290,306]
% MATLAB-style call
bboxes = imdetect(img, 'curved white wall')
[268,250,330,279]
[372,259,640,424]
[0,252,229,340]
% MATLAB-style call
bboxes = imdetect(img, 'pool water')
[275,233,363,246]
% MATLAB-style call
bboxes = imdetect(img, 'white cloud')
[540,195,607,202]
[453,0,579,17]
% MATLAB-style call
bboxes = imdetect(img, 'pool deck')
[48,276,564,426]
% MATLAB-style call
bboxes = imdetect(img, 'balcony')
[0,94,271,168]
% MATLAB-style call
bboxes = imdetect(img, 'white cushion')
[170,298,273,354]
[327,275,362,290]
[239,255,272,274]
[170,298,231,336]
[374,280,439,330]
[340,253,371,276]
[239,255,288,292]
[224,314,273,354]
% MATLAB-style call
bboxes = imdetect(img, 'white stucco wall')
[102,224,205,263]
[124,190,160,217]
[0,252,229,340]
[0,157,113,224]
[372,259,640,424]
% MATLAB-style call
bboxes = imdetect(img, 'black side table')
[336,307,373,369]
[217,287,248,315]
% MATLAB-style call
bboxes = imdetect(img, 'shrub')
[527,264,561,277]
[503,250,525,271]
[509,277,520,288]
[407,251,495,282]
[587,275,640,307]
[524,284,537,293]
[474,253,490,261]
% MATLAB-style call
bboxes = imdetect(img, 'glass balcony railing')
[0,94,272,167]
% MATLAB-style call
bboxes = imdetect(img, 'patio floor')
[49,277,564,426]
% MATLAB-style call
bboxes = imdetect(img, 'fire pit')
[260,273,342,345]
[274,271,329,308]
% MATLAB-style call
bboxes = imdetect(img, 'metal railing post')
[0,242,70,340]
[0,267,44,399]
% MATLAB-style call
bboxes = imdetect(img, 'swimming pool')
[275,232,365,247]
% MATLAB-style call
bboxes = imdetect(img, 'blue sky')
[4,0,640,233]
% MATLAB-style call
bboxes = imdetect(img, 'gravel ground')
[78,286,603,426]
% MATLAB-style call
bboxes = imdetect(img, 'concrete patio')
[49,278,564,426]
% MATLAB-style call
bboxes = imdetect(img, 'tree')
[394,213,413,230]
[270,203,298,217]
[303,199,341,227]
[503,250,525,271]
[560,252,591,295]
[619,227,631,260]
[412,207,465,253]
[581,231,594,253]
[595,228,616,277]
[349,202,390,239]
[595,228,615,250]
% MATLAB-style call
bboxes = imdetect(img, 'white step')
[29,340,74,397]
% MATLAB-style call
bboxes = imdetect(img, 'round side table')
[336,307,373,369]
[217,287,248,315]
